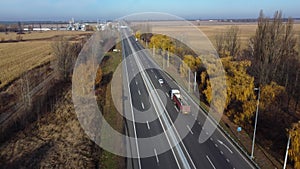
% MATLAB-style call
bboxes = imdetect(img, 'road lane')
[129,34,256,169]
[121,25,256,169]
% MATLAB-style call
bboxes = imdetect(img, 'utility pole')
[194,72,197,92]
[188,68,191,92]
[153,45,155,57]
[251,87,260,159]
[167,50,170,67]
[283,134,291,169]
[163,53,165,70]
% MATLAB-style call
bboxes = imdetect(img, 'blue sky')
[0,0,299,21]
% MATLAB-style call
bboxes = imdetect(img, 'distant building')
[67,18,88,31]
[23,27,51,31]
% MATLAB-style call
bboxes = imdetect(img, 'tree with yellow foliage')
[180,55,201,77]
[149,34,175,54]
[289,122,300,169]
[222,57,256,125]
[200,56,256,126]
[135,31,141,40]
[182,55,201,72]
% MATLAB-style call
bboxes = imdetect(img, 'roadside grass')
[0,87,102,168]
[97,50,124,169]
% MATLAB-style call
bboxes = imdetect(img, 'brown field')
[0,31,92,41]
[150,22,300,51]
[0,31,93,89]
[199,24,300,49]
[199,24,257,49]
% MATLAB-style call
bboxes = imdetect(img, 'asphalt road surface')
[120,26,257,169]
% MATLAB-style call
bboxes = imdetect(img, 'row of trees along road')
[140,10,300,168]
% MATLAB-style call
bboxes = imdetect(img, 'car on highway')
[158,78,164,85]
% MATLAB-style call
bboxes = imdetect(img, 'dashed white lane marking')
[174,106,179,112]
[151,70,153,72]
[146,121,150,130]
[166,92,169,97]
[154,148,159,164]
[187,125,193,135]
[141,102,144,109]
[155,75,157,79]
[198,122,201,125]
[135,80,138,85]
[138,89,141,95]
[215,144,218,148]
[206,155,216,169]
[226,158,230,163]
[220,151,224,155]
[210,137,213,141]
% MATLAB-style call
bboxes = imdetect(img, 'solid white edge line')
[135,37,197,169]
[179,84,256,168]
[122,33,142,169]
[174,106,179,112]
[206,155,216,169]
[126,33,182,169]
[187,125,194,135]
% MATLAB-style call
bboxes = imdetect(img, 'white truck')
[170,89,190,114]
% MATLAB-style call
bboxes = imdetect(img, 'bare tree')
[52,37,83,81]
[249,10,297,85]
[52,37,71,81]
[215,26,240,58]
[215,33,225,57]
[225,26,240,58]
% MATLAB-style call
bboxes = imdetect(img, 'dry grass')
[0,31,92,89]
[0,88,101,168]
[97,51,125,169]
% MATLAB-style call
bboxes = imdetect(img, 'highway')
[120,26,257,169]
